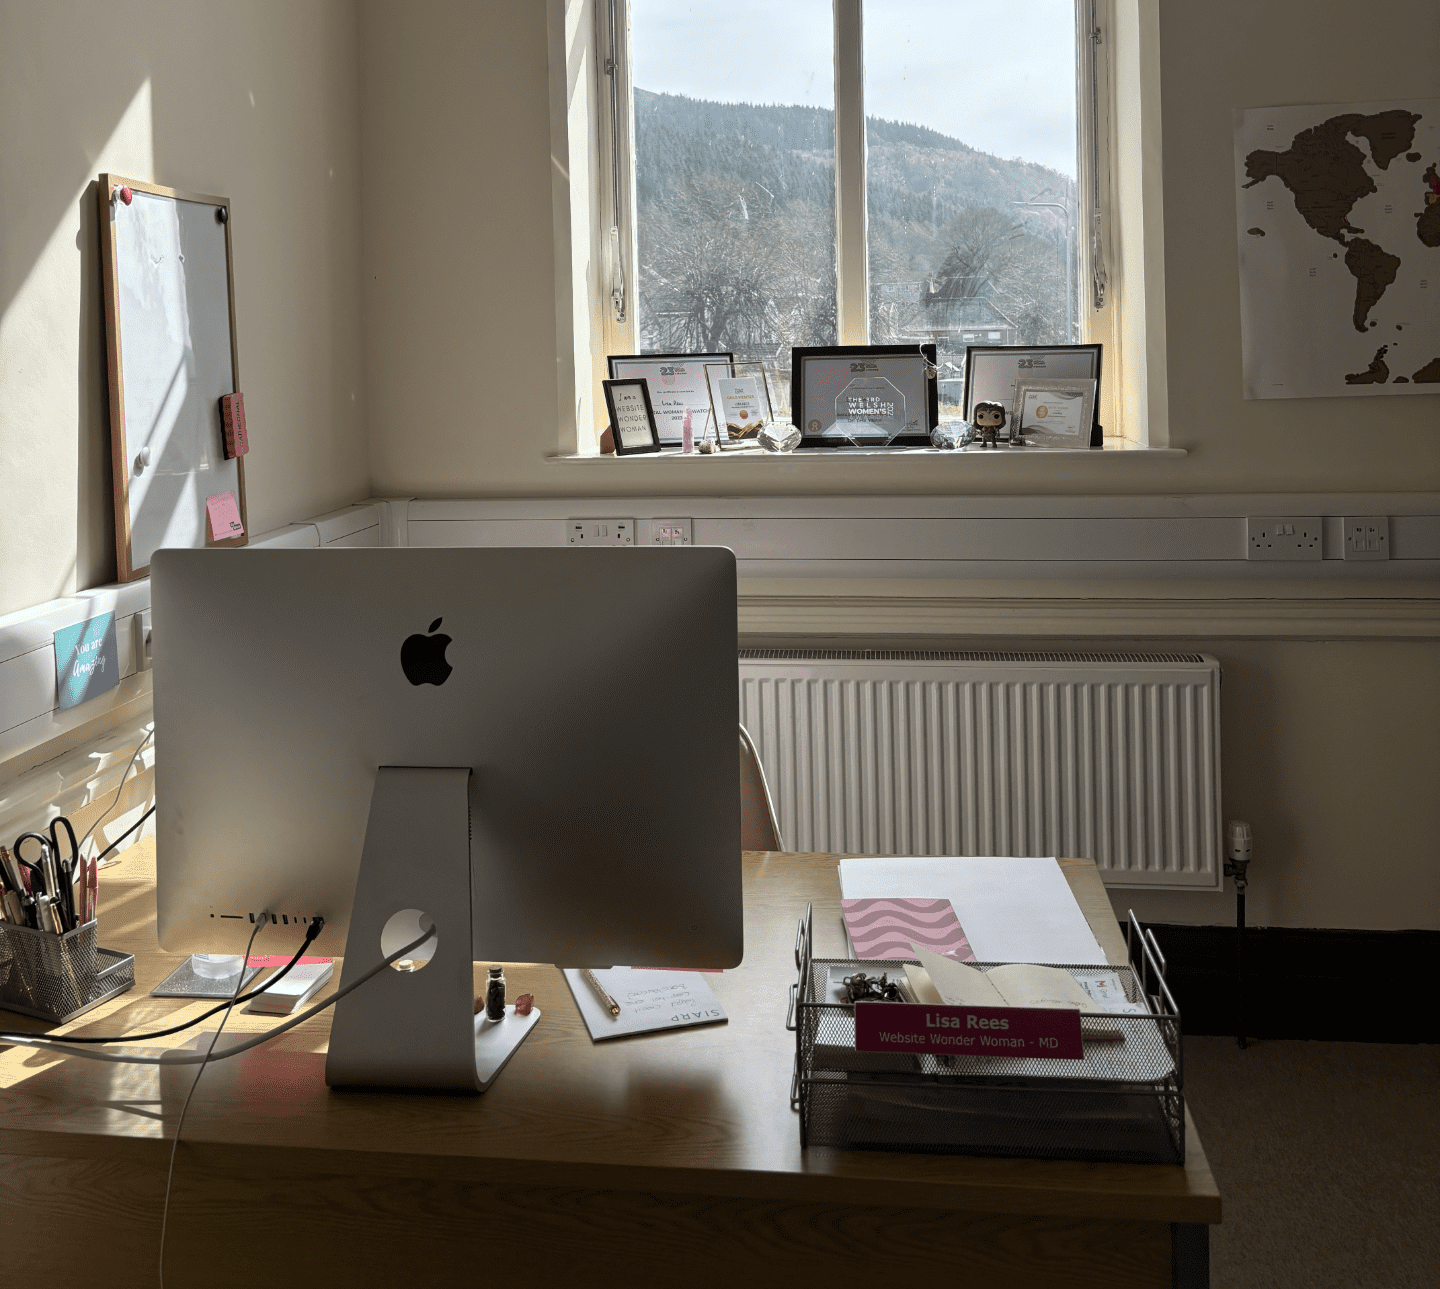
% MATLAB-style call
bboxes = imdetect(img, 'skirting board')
[1140,923,1439,1043]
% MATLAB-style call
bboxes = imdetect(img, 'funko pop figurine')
[970,401,1007,448]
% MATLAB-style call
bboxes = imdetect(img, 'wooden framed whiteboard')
[99,174,248,581]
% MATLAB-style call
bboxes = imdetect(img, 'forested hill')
[633,87,1075,229]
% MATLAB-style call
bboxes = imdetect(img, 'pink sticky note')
[206,490,244,540]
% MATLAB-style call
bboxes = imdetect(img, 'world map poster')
[1234,98,1439,399]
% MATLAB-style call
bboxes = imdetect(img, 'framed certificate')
[607,352,732,446]
[1014,378,1096,448]
[705,361,775,445]
[791,345,938,448]
[601,379,661,455]
[963,344,1103,446]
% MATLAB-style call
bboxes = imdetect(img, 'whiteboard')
[101,175,247,580]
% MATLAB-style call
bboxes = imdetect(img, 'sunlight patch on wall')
[0,80,153,614]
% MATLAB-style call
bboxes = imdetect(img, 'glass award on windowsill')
[828,374,908,447]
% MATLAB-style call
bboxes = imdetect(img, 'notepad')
[562,967,726,1041]
[842,897,976,961]
[244,960,333,1014]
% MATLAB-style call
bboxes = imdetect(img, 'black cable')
[0,917,324,1045]
[77,726,153,854]
[159,909,268,1289]
[91,804,156,865]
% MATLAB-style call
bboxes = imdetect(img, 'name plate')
[854,1003,1083,1059]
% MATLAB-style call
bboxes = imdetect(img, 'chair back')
[738,724,783,852]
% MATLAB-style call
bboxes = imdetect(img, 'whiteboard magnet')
[135,445,151,474]
[116,186,133,206]
[216,206,228,223]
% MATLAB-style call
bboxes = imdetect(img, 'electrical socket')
[650,518,693,546]
[1246,516,1322,560]
[133,609,153,671]
[1342,516,1389,561]
[566,518,633,547]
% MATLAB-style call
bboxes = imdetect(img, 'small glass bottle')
[485,965,506,1021]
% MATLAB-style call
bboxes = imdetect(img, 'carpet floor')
[1184,1038,1439,1288]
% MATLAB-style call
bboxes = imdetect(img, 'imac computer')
[149,546,743,1090]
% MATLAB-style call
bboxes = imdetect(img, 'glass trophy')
[831,375,907,447]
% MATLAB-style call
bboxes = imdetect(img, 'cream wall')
[358,0,1438,498]
[358,0,561,494]
[0,0,368,617]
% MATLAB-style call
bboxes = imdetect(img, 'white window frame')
[571,0,1165,450]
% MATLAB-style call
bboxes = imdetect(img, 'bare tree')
[638,177,835,361]
[930,207,1027,300]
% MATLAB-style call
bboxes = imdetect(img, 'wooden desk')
[0,845,1219,1288]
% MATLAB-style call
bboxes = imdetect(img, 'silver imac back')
[150,546,743,969]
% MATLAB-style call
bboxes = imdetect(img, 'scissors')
[13,825,77,934]
[48,815,82,927]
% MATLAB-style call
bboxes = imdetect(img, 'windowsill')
[553,438,1186,462]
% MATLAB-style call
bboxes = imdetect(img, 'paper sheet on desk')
[562,967,727,1041]
[837,857,1106,965]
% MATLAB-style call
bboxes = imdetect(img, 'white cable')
[158,909,268,1289]
[78,725,155,858]
[2,925,437,1066]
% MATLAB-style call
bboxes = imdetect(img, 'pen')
[582,968,621,1017]
[0,848,24,925]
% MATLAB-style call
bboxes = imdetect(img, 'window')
[576,1,1170,452]
[601,0,1105,428]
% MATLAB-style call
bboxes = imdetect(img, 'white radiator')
[737,650,1222,888]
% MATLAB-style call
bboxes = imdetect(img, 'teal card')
[54,611,120,711]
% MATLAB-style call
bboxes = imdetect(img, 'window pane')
[630,1,837,412]
[864,1,1078,420]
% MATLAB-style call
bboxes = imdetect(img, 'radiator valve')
[1223,820,1253,892]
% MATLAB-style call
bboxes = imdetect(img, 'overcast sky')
[630,0,1078,177]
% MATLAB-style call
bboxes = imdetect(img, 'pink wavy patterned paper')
[841,897,977,961]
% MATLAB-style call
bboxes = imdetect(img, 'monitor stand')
[325,766,539,1092]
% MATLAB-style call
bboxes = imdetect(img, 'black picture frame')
[962,344,1104,447]
[602,378,661,455]
[791,345,939,448]
[606,351,733,446]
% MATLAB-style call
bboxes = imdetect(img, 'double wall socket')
[567,518,633,547]
[1342,516,1389,560]
[650,518,693,545]
[1246,516,1322,560]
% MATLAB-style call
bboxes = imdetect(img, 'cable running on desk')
[0,925,436,1066]
[0,916,323,1045]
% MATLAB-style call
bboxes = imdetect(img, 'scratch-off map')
[1234,99,1439,399]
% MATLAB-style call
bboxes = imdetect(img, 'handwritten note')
[562,967,727,1041]
[206,490,245,541]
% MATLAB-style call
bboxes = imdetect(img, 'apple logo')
[400,617,453,687]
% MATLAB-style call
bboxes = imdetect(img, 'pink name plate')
[854,1002,1083,1059]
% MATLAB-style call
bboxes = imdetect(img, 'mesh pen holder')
[0,919,135,1024]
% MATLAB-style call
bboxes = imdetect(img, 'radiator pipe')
[1235,887,1247,1048]
[1224,821,1254,1050]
